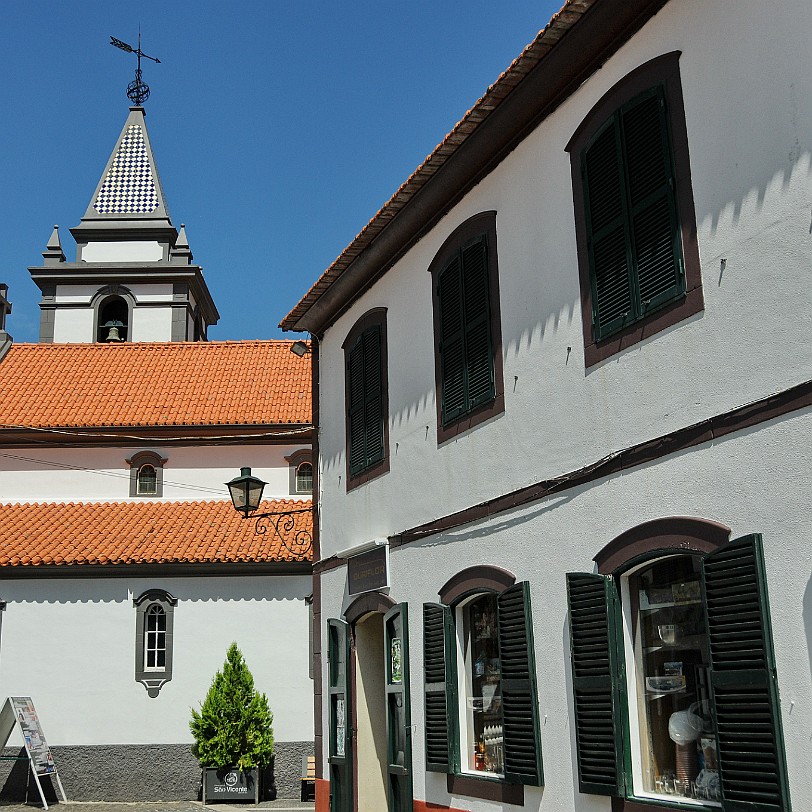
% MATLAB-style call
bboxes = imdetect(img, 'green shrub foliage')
[190,642,274,769]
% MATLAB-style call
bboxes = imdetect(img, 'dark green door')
[327,618,352,812]
[384,604,413,812]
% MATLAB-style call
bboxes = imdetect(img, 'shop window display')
[621,555,719,804]
[457,593,504,776]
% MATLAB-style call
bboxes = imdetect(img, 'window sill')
[584,286,703,368]
[437,392,505,445]
[447,773,523,805]
[346,456,389,492]
[613,795,719,812]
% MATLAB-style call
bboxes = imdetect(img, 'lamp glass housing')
[226,467,267,517]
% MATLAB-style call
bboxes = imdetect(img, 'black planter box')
[202,767,259,803]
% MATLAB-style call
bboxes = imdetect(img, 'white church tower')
[28,105,219,343]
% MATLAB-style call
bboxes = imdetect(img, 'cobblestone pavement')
[0,802,314,812]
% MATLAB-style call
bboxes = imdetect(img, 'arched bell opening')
[97,295,130,342]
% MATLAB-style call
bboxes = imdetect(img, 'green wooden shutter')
[620,86,683,316]
[438,254,466,425]
[347,338,366,475]
[347,326,383,475]
[423,602,456,772]
[582,85,684,342]
[461,235,494,410]
[384,604,413,812]
[327,618,353,812]
[565,572,625,797]
[701,534,791,812]
[583,117,633,340]
[497,582,543,786]
[363,326,384,467]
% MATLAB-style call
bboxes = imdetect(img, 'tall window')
[424,567,542,802]
[343,309,388,488]
[567,53,703,367]
[134,589,176,697]
[566,525,791,811]
[429,212,504,443]
[144,604,167,671]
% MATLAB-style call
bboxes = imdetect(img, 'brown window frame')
[428,212,505,444]
[566,52,703,368]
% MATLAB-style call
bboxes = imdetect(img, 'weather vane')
[110,32,161,106]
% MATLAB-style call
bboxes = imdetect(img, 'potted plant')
[190,642,275,803]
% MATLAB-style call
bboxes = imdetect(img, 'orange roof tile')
[0,341,311,429]
[0,499,313,567]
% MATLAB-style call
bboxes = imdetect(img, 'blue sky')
[2,1,563,342]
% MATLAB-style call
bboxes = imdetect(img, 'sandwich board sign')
[0,697,67,809]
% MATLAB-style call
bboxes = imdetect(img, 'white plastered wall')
[315,0,812,558]
[0,575,313,746]
[0,444,311,503]
[318,411,812,812]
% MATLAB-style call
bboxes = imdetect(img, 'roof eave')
[281,0,669,334]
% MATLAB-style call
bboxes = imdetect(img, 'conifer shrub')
[190,642,274,770]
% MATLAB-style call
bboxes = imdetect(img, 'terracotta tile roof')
[280,0,595,331]
[0,341,311,429]
[0,499,313,567]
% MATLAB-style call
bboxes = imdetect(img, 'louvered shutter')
[347,326,383,476]
[438,255,466,425]
[701,534,790,812]
[497,582,543,786]
[582,85,684,342]
[461,235,494,410]
[565,573,625,797]
[423,603,455,772]
[621,86,682,316]
[347,338,366,475]
[583,117,633,340]
[362,326,384,467]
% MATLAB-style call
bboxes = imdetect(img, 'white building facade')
[283,1,812,811]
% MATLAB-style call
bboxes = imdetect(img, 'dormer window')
[97,295,129,342]
[127,451,167,497]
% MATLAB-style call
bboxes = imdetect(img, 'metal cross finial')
[110,32,161,106]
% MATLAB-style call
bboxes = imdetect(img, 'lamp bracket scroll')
[253,507,313,561]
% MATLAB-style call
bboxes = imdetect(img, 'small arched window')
[286,449,314,496]
[295,462,313,494]
[127,451,167,498]
[137,464,158,495]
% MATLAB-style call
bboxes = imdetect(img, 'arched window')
[134,589,176,697]
[144,604,167,670]
[422,565,543,802]
[566,518,790,810]
[286,449,314,496]
[127,451,167,497]
[295,461,313,494]
[137,464,157,495]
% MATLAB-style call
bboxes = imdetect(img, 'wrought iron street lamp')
[226,467,313,560]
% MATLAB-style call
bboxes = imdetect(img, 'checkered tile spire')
[94,124,159,214]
